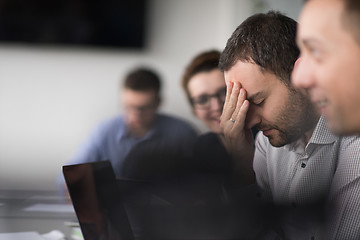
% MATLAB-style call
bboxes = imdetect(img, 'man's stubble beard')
[265,89,319,147]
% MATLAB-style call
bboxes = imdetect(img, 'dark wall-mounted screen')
[0,0,148,49]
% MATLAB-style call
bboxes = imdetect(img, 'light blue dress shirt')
[59,113,198,195]
[68,113,198,176]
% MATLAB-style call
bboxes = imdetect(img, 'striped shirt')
[254,116,360,240]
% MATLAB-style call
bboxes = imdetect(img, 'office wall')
[0,0,303,191]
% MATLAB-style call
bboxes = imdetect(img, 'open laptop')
[64,160,257,240]
[63,161,136,240]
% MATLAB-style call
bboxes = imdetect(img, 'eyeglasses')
[190,87,226,109]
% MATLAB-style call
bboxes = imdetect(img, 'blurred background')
[0,0,303,191]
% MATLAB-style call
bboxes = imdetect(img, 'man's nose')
[292,57,314,89]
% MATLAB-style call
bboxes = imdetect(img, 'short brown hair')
[341,0,360,45]
[219,11,299,85]
[181,50,221,104]
[123,68,161,95]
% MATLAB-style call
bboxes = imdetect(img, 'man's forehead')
[300,0,342,29]
[224,61,260,81]
[224,62,272,100]
[298,0,345,46]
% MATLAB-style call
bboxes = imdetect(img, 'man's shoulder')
[96,115,123,127]
[91,115,125,136]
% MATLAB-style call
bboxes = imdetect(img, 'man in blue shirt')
[60,67,198,194]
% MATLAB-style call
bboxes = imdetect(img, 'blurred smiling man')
[292,0,360,135]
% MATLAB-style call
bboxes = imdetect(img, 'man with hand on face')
[292,0,360,136]
[219,11,360,240]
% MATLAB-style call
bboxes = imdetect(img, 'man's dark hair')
[181,50,221,104]
[219,11,299,85]
[341,0,360,45]
[123,68,161,94]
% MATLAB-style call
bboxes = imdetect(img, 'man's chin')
[268,138,287,148]
[326,117,359,136]
[266,132,289,148]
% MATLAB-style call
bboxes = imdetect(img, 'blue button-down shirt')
[67,113,198,177]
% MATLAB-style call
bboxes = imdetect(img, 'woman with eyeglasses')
[181,50,231,176]
[180,50,262,239]
[182,50,226,135]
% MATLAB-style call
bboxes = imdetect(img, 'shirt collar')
[284,138,306,154]
[284,116,337,154]
[308,115,337,145]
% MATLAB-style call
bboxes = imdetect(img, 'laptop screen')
[63,160,257,240]
[63,161,135,240]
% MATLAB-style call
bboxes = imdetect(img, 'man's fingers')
[229,99,250,140]
[235,99,249,126]
[221,81,249,134]
[227,81,241,118]
[233,89,248,126]
[231,87,246,120]
[221,81,235,124]
[224,81,233,105]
